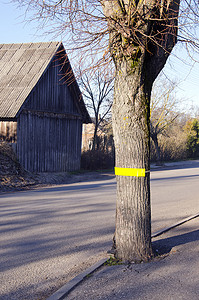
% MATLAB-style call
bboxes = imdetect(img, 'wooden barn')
[0,42,91,172]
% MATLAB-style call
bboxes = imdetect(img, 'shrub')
[186,119,199,158]
[157,132,188,161]
[81,149,114,170]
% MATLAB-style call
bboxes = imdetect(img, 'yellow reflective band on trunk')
[115,167,146,177]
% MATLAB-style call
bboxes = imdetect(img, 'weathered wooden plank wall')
[24,56,79,115]
[0,121,17,142]
[17,111,82,172]
[10,50,84,173]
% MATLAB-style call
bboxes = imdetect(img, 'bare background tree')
[78,69,114,151]
[14,0,199,262]
[150,78,180,164]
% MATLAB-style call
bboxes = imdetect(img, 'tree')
[150,79,179,164]
[103,0,180,262]
[78,69,114,151]
[185,119,199,158]
[16,0,199,262]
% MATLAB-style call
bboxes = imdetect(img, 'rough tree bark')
[102,0,180,261]
[112,61,152,261]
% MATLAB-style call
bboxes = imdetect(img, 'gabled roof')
[0,42,91,123]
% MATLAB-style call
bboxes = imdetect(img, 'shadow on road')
[33,179,116,194]
[151,160,199,172]
[151,174,199,181]
[152,228,199,256]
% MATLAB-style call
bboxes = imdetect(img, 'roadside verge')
[46,213,199,300]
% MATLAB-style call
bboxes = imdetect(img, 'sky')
[1,0,199,112]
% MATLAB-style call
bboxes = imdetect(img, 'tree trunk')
[102,0,180,262]
[151,134,161,165]
[92,122,98,151]
[112,59,153,262]
[92,113,99,151]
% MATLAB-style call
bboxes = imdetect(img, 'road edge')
[46,258,108,300]
[152,213,199,238]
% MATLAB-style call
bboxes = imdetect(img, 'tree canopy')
[15,0,199,70]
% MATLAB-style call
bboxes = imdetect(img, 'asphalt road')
[0,161,199,300]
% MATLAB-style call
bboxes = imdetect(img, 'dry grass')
[0,142,36,192]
